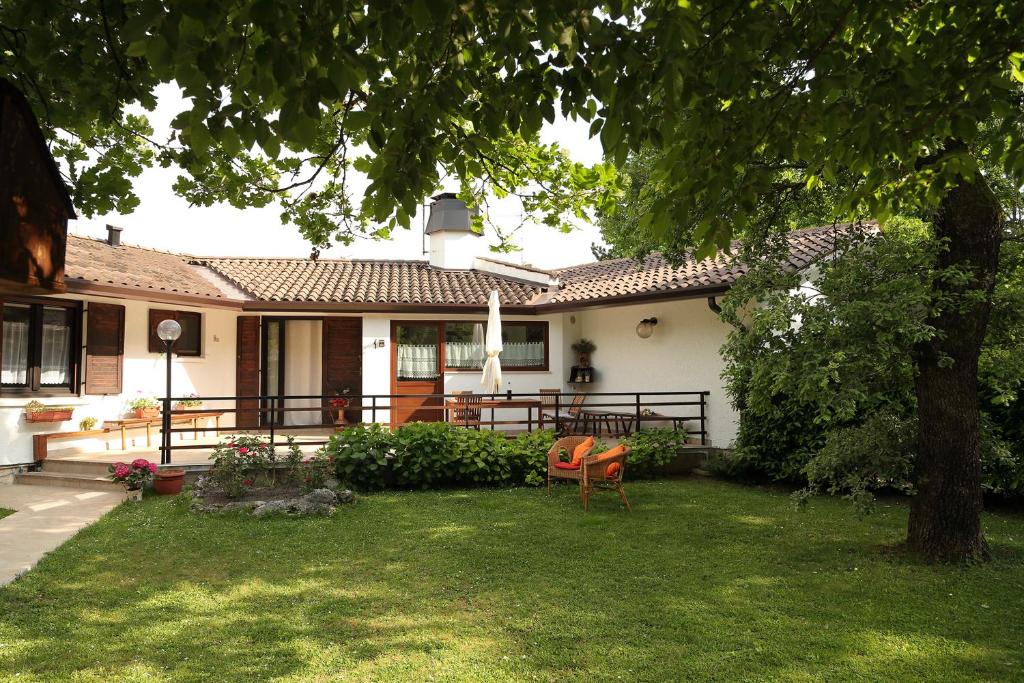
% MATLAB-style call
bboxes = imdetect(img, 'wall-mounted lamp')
[373,339,386,349]
[636,317,658,339]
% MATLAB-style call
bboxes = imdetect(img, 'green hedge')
[317,423,689,491]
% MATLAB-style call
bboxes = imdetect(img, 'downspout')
[707,296,722,315]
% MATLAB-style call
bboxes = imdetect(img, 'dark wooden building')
[0,78,75,294]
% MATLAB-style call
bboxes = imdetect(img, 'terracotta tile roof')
[196,258,544,306]
[550,225,847,305]
[62,225,848,309]
[65,235,233,300]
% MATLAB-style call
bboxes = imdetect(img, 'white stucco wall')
[1,293,238,466]
[573,297,738,447]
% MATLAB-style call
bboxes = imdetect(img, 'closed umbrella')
[480,290,503,394]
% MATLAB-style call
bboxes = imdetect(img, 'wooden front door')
[322,317,363,424]
[391,321,444,427]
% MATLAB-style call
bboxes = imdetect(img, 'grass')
[0,508,13,521]
[1,480,1022,682]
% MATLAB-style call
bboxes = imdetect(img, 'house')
[0,77,75,294]
[0,193,841,470]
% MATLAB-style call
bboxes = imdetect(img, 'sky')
[70,85,609,270]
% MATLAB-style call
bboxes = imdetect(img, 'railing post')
[371,395,377,424]
[700,393,707,446]
[634,393,641,437]
[269,396,275,448]
[554,393,561,436]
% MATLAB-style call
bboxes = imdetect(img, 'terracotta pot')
[134,407,159,419]
[153,469,186,495]
[25,410,74,423]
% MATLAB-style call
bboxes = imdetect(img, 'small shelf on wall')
[568,366,595,384]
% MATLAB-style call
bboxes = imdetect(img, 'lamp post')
[156,319,182,466]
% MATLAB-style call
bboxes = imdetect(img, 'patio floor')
[46,428,337,467]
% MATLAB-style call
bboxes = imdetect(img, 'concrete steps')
[14,470,123,492]
[38,459,112,477]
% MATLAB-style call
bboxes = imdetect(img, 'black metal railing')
[156,391,710,464]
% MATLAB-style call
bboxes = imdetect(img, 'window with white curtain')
[1,299,79,394]
[443,321,548,371]
[1,304,30,385]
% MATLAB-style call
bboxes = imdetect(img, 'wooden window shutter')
[85,302,125,395]
[236,316,261,428]
[148,308,177,352]
[321,317,363,424]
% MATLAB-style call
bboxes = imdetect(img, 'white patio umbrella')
[480,290,503,394]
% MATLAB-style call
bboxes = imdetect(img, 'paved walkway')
[0,484,125,586]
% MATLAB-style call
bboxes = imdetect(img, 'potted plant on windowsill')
[23,400,75,423]
[108,459,157,502]
[127,396,160,419]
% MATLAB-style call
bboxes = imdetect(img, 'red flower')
[238,447,249,455]
[131,458,150,469]
[243,478,253,486]
[147,462,158,473]
[113,464,131,479]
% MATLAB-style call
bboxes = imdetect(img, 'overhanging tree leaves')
[2,0,1023,560]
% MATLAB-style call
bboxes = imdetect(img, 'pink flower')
[113,464,131,479]
[238,447,249,455]
[131,458,150,469]
[147,463,158,473]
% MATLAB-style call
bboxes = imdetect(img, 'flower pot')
[153,469,186,495]
[25,409,74,423]
[126,487,143,502]
[134,407,159,419]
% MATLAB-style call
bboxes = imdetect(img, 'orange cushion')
[593,444,626,461]
[554,461,581,470]
[571,437,595,465]
[606,462,621,478]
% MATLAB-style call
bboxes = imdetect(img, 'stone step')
[14,471,123,492]
[40,459,112,477]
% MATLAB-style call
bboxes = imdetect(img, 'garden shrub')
[322,423,562,491]
[621,428,690,478]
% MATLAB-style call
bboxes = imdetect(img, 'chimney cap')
[106,224,123,247]
[425,194,480,236]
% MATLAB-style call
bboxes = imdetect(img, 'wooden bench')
[104,411,224,450]
[33,428,111,462]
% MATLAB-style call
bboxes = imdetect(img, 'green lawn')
[1,480,1022,682]
[0,508,13,521]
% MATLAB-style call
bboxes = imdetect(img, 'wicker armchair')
[581,446,632,512]
[546,435,595,495]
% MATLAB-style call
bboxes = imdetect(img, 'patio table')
[443,398,544,431]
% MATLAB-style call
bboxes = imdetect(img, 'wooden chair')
[539,390,587,434]
[581,445,632,512]
[546,435,595,495]
[449,390,483,430]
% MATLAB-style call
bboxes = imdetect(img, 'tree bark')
[908,146,1002,562]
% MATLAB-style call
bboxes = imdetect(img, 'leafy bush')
[622,428,689,478]
[323,423,560,491]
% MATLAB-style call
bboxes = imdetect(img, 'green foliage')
[322,423,560,491]
[78,417,98,431]
[621,428,688,479]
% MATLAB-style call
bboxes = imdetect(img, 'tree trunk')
[908,148,1002,562]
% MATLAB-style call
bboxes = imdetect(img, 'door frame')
[390,320,445,427]
[259,317,287,426]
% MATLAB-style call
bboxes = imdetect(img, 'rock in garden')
[303,488,338,505]
[336,489,355,504]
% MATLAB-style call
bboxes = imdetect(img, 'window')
[148,309,202,356]
[443,321,548,371]
[1,298,80,394]
[395,323,440,380]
